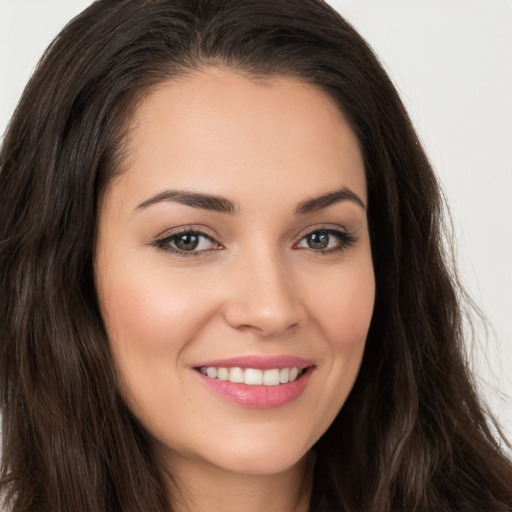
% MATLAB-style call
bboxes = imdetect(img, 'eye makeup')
[294,229,356,254]
[153,224,357,258]
[154,227,223,257]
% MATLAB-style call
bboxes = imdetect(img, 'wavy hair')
[1,1,511,510]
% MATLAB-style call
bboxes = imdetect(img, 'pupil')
[308,231,329,249]
[176,233,199,251]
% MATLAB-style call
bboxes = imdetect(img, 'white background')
[1,0,511,440]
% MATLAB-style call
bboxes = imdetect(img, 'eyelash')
[154,228,221,258]
[154,226,356,258]
[294,228,356,255]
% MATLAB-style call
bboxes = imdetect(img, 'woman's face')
[95,67,375,476]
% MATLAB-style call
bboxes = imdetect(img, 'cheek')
[99,262,212,352]
[301,258,374,434]
[308,258,375,351]
[97,268,215,435]
[96,263,214,408]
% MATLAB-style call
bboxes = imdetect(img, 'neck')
[160,452,314,512]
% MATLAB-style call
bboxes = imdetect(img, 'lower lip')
[196,367,314,409]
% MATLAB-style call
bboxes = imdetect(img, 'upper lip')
[193,355,314,370]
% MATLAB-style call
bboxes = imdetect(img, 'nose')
[222,250,308,337]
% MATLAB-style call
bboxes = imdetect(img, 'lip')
[193,355,315,409]
[193,354,314,370]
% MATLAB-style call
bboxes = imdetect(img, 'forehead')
[111,66,366,210]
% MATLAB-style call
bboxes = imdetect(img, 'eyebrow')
[135,186,366,215]
[295,187,366,214]
[136,190,238,215]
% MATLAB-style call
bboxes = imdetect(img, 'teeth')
[245,368,263,385]
[200,366,304,385]
[217,367,229,381]
[262,369,280,386]
[228,367,244,383]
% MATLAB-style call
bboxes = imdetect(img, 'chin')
[197,427,314,476]
[209,446,308,476]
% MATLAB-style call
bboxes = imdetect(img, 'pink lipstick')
[193,355,314,408]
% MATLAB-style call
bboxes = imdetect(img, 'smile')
[194,356,314,408]
[198,366,305,386]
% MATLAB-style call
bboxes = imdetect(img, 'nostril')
[223,300,307,337]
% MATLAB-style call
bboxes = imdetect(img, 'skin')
[95,67,375,512]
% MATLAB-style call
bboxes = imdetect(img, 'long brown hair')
[1,1,511,510]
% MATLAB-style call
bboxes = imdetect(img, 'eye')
[155,229,222,255]
[295,229,355,252]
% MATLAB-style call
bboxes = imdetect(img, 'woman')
[1,1,511,511]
